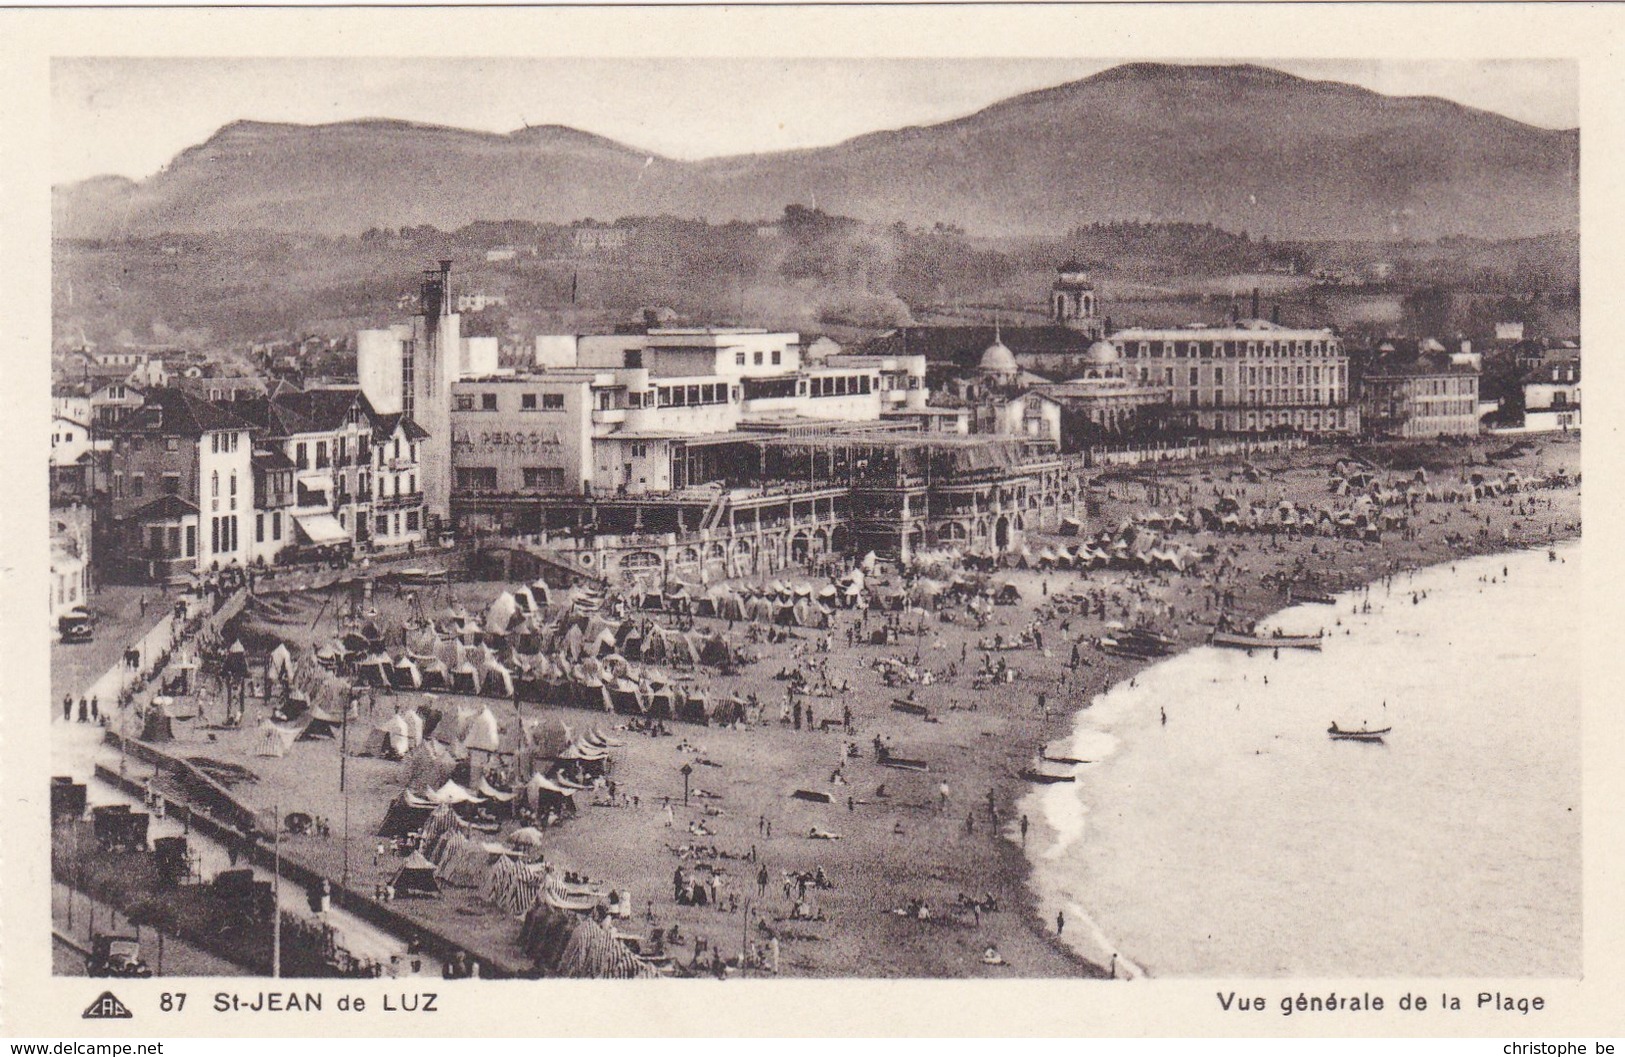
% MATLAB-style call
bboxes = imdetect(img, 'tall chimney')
[1271,304,1281,325]
[1251,287,1261,321]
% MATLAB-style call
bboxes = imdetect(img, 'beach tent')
[430,779,483,806]
[376,796,435,838]
[523,716,574,763]
[298,704,343,741]
[267,643,295,681]
[508,826,544,849]
[390,654,423,690]
[486,592,520,635]
[678,688,714,724]
[358,653,392,687]
[451,660,482,695]
[524,773,576,814]
[418,656,450,690]
[403,740,456,792]
[481,657,515,698]
[464,707,503,755]
[139,699,177,742]
[399,707,425,747]
[254,719,299,758]
[366,713,413,759]
[389,851,442,897]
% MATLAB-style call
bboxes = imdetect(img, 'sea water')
[1026,542,1582,977]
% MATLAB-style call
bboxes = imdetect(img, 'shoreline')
[1007,530,1583,979]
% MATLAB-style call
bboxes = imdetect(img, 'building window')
[771,350,782,365]
[377,514,390,536]
[256,513,265,543]
[481,393,498,411]
[132,474,145,498]
[523,467,565,490]
[735,352,746,366]
[406,510,420,532]
[165,437,178,452]
[316,441,329,468]
[521,393,537,411]
[210,435,218,454]
[542,393,565,410]
[185,524,196,557]
[455,467,499,491]
[753,352,763,366]
[211,471,219,498]
[455,394,476,411]
[631,442,648,458]
[272,512,281,541]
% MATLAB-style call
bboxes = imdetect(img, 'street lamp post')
[680,763,693,806]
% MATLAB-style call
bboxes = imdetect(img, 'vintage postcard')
[1,2,1621,1039]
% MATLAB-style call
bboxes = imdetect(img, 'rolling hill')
[53,62,1578,242]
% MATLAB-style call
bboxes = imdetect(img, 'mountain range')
[53,62,1579,242]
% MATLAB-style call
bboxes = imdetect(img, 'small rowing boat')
[1328,722,1390,743]
[890,699,930,717]
[1289,589,1338,605]
[1041,754,1091,766]
[1211,630,1323,651]
[1018,768,1076,784]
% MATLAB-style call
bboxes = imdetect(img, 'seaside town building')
[86,381,431,583]
[49,501,92,627]
[1107,318,1357,434]
[1358,339,1482,439]
[361,297,1092,573]
[866,266,1352,438]
[356,261,465,530]
[1521,357,1580,433]
[97,388,257,583]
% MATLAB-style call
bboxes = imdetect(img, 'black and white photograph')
[4,4,1618,1040]
[42,49,1585,984]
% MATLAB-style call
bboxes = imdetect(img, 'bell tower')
[1051,260,1103,338]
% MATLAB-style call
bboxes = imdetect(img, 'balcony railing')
[375,491,424,511]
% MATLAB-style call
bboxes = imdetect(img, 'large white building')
[447,328,930,532]
[451,329,929,504]
[1107,319,1357,433]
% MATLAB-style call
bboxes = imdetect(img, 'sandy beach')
[74,433,1581,977]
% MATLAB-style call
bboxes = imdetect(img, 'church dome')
[979,339,1018,373]
[1085,339,1120,366]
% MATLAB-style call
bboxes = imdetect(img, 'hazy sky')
[53,57,1578,185]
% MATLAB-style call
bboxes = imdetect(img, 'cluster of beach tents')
[630,575,852,627]
[378,724,623,837]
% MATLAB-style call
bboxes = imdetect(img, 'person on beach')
[1056,910,1065,936]
[1020,815,1029,846]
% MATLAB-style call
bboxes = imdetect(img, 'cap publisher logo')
[83,992,134,1019]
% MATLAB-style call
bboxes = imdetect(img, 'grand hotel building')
[1106,319,1358,434]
